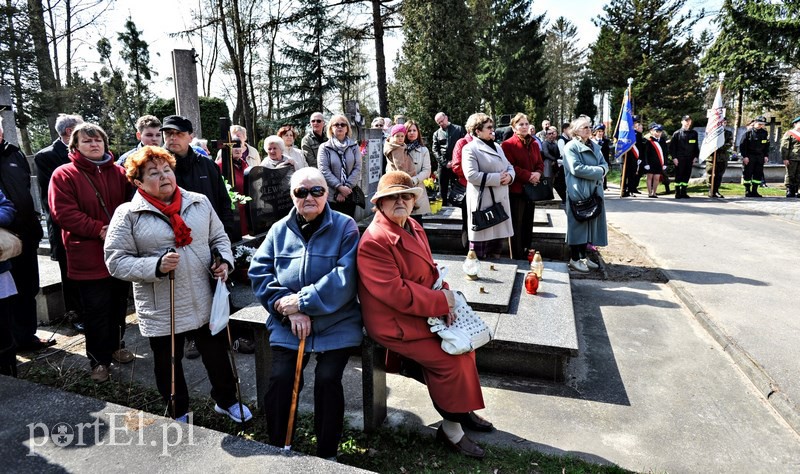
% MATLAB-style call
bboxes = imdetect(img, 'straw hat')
[370,171,424,204]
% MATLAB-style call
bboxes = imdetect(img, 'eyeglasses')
[483,125,495,130]
[293,186,326,198]
[332,123,348,128]
[310,119,323,123]
[391,193,415,201]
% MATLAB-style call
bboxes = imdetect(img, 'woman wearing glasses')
[562,117,608,273]
[249,167,361,460]
[462,113,515,259]
[318,114,362,217]
[358,171,492,459]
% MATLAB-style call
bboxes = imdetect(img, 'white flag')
[699,79,726,162]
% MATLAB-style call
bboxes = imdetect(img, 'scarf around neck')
[138,188,193,247]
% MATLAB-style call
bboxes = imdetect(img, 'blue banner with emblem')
[614,88,635,160]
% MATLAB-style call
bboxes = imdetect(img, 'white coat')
[462,138,515,242]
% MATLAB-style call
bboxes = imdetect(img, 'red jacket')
[451,134,473,186]
[49,152,132,280]
[501,134,544,194]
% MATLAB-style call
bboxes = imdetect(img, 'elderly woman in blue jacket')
[563,116,608,273]
[249,166,361,460]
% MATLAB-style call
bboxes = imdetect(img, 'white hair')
[289,166,326,190]
[55,114,84,138]
[263,135,285,153]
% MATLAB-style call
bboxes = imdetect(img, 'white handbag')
[428,266,493,355]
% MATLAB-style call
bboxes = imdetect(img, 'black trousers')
[9,242,40,347]
[0,296,16,376]
[439,167,457,206]
[743,158,765,185]
[265,346,353,458]
[329,201,356,218]
[674,157,693,187]
[509,193,534,260]
[707,160,728,193]
[56,250,83,315]
[553,165,567,202]
[77,277,129,367]
[149,324,237,418]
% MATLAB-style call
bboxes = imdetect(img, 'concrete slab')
[433,254,517,313]
[0,376,366,473]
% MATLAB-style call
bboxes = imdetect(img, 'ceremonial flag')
[699,77,726,162]
[614,88,635,160]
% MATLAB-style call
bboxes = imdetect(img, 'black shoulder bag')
[471,174,509,231]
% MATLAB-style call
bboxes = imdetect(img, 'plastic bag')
[209,277,230,336]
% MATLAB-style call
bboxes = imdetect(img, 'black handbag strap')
[80,170,113,221]
[475,173,500,210]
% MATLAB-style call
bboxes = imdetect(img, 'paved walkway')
[604,189,800,437]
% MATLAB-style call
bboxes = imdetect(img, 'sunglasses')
[293,186,326,198]
[390,193,416,201]
[310,119,323,123]
[333,123,348,128]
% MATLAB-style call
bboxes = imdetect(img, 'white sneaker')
[568,259,589,273]
[214,402,253,423]
[584,258,599,270]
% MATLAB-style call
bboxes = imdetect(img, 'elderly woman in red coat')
[357,171,492,459]
[501,113,544,260]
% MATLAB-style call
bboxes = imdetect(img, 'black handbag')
[471,174,509,231]
[523,177,554,201]
[347,185,366,208]
[569,190,603,222]
[448,181,467,205]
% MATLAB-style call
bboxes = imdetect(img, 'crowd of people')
[2,103,799,461]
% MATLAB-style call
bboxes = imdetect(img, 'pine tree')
[588,0,704,131]
[543,17,583,125]
[726,0,800,68]
[700,4,789,132]
[574,75,597,120]
[470,0,548,118]
[389,0,479,140]
[280,0,365,123]
[117,17,155,117]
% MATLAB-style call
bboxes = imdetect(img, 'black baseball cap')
[160,115,193,133]
[755,116,767,123]
[681,115,692,121]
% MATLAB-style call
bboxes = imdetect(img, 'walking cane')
[284,336,306,451]
[214,249,247,424]
[169,267,176,419]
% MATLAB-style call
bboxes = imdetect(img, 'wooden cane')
[284,336,306,451]
[169,269,176,419]
[708,150,718,198]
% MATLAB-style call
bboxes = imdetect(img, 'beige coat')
[407,145,432,215]
[462,138,515,242]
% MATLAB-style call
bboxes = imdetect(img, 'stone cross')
[171,49,203,138]
[0,86,19,146]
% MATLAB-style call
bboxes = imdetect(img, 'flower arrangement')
[223,177,253,210]
[233,245,257,269]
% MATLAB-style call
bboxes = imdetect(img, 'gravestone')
[171,49,202,138]
[365,128,384,201]
[0,86,19,146]
[244,165,293,235]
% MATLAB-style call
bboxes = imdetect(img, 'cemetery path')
[604,190,800,437]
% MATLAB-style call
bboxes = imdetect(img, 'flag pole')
[617,78,633,197]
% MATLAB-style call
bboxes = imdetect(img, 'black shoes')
[436,426,485,459]
[463,411,495,432]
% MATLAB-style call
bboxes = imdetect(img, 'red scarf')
[138,188,193,247]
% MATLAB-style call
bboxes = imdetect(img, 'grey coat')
[104,188,233,337]
[563,138,608,246]
[462,138,515,242]
[317,138,362,202]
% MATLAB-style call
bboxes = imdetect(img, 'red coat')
[450,135,473,186]
[357,211,485,413]
[501,134,544,194]
[49,152,132,280]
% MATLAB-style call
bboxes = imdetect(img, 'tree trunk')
[5,0,30,153]
[27,0,61,140]
[372,0,388,116]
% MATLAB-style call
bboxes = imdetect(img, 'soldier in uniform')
[705,118,734,198]
[592,124,612,190]
[739,116,771,198]
[668,115,699,199]
[781,116,800,198]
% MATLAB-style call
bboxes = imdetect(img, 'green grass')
[21,360,630,474]
[606,168,786,197]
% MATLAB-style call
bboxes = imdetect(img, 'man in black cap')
[592,124,611,190]
[705,117,734,198]
[620,116,645,197]
[781,116,800,198]
[739,116,771,197]
[668,115,699,199]
[161,115,234,234]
